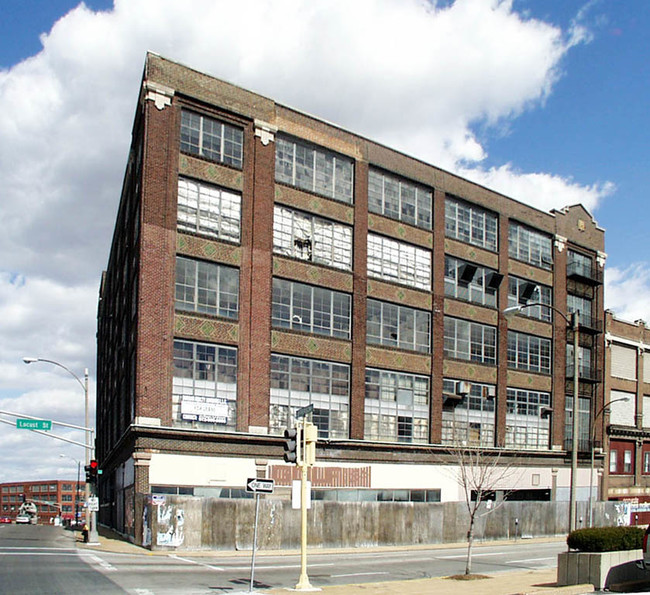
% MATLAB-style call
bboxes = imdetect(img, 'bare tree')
[447,445,520,576]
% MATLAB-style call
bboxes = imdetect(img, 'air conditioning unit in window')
[456,381,471,396]
[482,386,496,399]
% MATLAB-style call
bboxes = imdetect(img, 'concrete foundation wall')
[137,494,624,551]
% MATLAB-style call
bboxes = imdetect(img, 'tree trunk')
[465,515,475,575]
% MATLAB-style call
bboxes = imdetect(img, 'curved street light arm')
[23,357,86,392]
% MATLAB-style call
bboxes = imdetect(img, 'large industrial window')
[568,250,594,277]
[368,168,432,229]
[367,234,431,290]
[172,340,237,431]
[445,196,498,252]
[507,277,552,322]
[505,388,551,450]
[364,368,429,444]
[564,395,591,452]
[177,177,241,242]
[507,331,551,374]
[275,135,354,204]
[366,299,431,353]
[269,354,349,439]
[272,278,351,339]
[566,344,593,380]
[441,379,495,447]
[175,256,239,319]
[273,206,352,271]
[444,256,498,308]
[508,222,553,269]
[180,110,243,168]
[444,317,497,365]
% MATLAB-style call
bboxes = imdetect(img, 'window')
[269,354,349,439]
[444,317,496,365]
[366,299,431,353]
[275,135,354,203]
[624,450,633,474]
[172,340,237,431]
[609,450,617,473]
[177,177,241,242]
[441,379,495,447]
[505,388,551,450]
[273,206,352,271]
[610,344,637,380]
[61,494,73,502]
[445,196,497,252]
[368,169,432,229]
[508,222,552,269]
[566,344,593,380]
[508,277,552,322]
[567,294,593,329]
[62,484,72,492]
[568,250,593,277]
[272,278,351,339]
[364,368,429,444]
[367,234,431,290]
[507,331,551,374]
[564,395,591,452]
[180,110,243,168]
[175,257,239,319]
[644,452,650,474]
[444,256,498,308]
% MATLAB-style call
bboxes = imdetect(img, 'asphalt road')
[0,523,567,594]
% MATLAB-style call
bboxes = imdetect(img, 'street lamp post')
[23,357,98,543]
[504,303,581,533]
[588,396,631,527]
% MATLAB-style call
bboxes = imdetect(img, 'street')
[0,523,570,594]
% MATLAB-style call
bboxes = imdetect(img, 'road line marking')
[438,551,507,559]
[89,554,117,571]
[332,572,390,578]
[168,554,224,571]
[508,557,555,563]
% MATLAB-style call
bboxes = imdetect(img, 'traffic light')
[283,427,301,465]
[303,422,317,466]
[85,459,99,484]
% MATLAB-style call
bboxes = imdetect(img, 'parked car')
[637,524,650,571]
[14,515,30,524]
[0,516,11,524]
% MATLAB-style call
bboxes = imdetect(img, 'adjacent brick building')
[603,312,650,522]
[1,480,83,523]
[96,53,606,536]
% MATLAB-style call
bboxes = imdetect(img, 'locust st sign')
[246,478,275,494]
[16,419,52,431]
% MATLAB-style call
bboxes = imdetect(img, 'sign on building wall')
[180,395,228,424]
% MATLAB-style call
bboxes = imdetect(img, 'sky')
[0,0,648,484]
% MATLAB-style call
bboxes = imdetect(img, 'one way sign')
[246,478,275,494]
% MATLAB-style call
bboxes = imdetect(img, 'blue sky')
[0,0,648,482]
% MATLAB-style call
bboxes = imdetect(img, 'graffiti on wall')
[157,504,185,547]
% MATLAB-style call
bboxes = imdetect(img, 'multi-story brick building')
[96,53,606,536]
[1,480,83,523]
[603,313,650,522]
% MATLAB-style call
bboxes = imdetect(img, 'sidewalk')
[78,527,594,595]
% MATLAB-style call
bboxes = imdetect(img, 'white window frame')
[505,388,551,450]
[368,168,432,229]
[445,196,498,252]
[367,234,431,290]
[275,135,354,203]
[508,277,552,322]
[444,317,497,365]
[273,206,352,271]
[508,221,553,269]
[444,256,498,308]
[177,177,241,242]
[180,110,243,168]
[507,331,552,374]
[441,379,495,447]
[364,368,430,444]
[272,278,351,339]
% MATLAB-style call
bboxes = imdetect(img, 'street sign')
[296,403,313,419]
[87,497,99,512]
[246,478,275,494]
[16,419,52,431]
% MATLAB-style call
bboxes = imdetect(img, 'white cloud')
[605,264,650,323]
[0,0,624,481]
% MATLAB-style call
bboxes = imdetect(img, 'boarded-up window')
[644,351,650,383]
[643,395,650,428]
[610,344,637,380]
[610,390,635,427]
